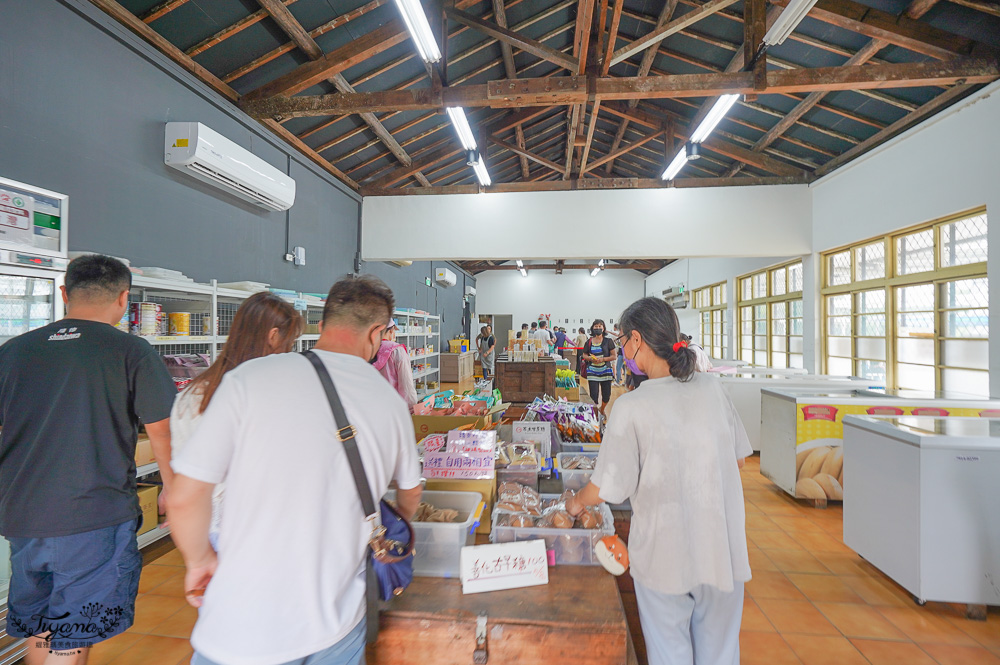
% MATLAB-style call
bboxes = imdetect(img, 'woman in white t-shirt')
[566,297,751,665]
[170,292,304,546]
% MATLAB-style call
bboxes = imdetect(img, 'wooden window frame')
[694,281,727,359]
[736,260,804,367]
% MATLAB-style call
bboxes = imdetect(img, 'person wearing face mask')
[371,318,418,407]
[565,298,751,665]
[582,319,616,417]
[168,275,422,665]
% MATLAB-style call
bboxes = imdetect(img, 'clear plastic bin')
[490,495,614,566]
[560,441,601,454]
[496,452,541,491]
[556,452,599,491]
[384,490,485,578]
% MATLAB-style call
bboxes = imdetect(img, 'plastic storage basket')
[556,452,600,491]
[383,490,485,578]
[490,495,614,566]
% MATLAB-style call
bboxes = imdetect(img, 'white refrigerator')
[0,176,69,663]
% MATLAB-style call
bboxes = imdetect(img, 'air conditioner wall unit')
[662,285,690,309]
[465,285,477,297]
[165,122,296,212]
[435,267,457,287]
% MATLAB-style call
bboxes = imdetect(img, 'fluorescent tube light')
[393,0,442,62]
[763,0,819,46]
[448,108,478,151]
[472,157,492,187]
[519,268,528,278]
[598,259,605,268]
[661,148,689,180]
[590,267,601,277]
[690,94,740,144]
[516,260,524,268]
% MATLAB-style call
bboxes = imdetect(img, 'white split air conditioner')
[465,285,477,297]
[662,285,690,309]
[164,122,296,212]
[435,267,457,287]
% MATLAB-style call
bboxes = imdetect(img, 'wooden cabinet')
[496,357,556,403]
[371,568,629,665]
[441,351,475,383]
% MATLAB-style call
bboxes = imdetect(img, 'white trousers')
[634,579,744,665]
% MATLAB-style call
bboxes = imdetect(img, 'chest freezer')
[760,388,1000,505]
[843,415,1000,607]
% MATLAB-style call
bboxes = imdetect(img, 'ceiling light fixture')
[393,0,442,63]
[689,94,740,144]
[449,108,478,151]
[661,148,689,181]
[590,267,601,277]
[516,260,524,268]
[519,267,528,278]
[764,0,820,46]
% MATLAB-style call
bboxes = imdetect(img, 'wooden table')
[495,356,557,403]
[371,567,630,664]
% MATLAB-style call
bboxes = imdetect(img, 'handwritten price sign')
[460,540,549,594]
[447,430,497,453]
[423,451,495,480]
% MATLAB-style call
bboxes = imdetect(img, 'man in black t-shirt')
[0,254,176,662]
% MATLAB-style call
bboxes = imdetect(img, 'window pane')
[941,369,989,398]
[944,309,989,338]
[828,294,851,316]
[771,352,788,368]
[940,214,987,268]
[856,337,886,361]
[789,337,804,353]
[720,285,727,305]
[702,311,711,325]
[790,318,803,335]
[855,242,886,281]
[943,278,988,309]
[741,307,753,334]
[754,350,768,366]
[753,273,767,299]
[828,316,851,336]
[789,354,804,369]
[828,336,851,357]
[713,285,722,304]
[898,363,935,392]
[897,312,935,337]
[858,360,887,384]
[741,278,752,301]
[755,335,767,349]
[772,302,786,321]
[772,318,787,336]
[858,314,886,336]
[788,263,803,292]
[942,339,989,370]
[773,269,786,296]
[897,338,934,365]
[897,229,935,275]
[772,336,787,352]
[791,300,803,318]
[858,289,885,314]
[897,284,934,312]
[828,357,853,375]
[829,251,851,286]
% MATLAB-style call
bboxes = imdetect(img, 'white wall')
[362,184,812,261]
[475,269,646,345]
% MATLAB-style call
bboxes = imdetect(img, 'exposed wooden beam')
[578,101,603,173]
[769,0,978,60]
[141,0,188,23]
[610,0,741,66]
[264,120,359,190]
[489,135,565,173]
[89,0,238,102]
[492,0,530,179]
[600,0,625,76]
[361,174,808,195]
[946,0,1000,17]
[446,8,579,71]
[744,0,767,92]
[187,0,296,57]
[582,128,663,173]
[243,59,999,118]
[905,0,942,18]
[814,84,973,177]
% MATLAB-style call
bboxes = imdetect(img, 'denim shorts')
[6,518,142,651]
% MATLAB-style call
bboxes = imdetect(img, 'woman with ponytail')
[565,297,752,665]
[170,292,303,546]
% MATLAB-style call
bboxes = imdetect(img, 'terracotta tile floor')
[27,456,999,665]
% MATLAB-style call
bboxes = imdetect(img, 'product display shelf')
[137,462,159,477]
[136,524,172,549]
[394,309,440,398]
[413,367,440,380]
[410,351,439,361]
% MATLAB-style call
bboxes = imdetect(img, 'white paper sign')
[512,421,550,443]
[460,540,549,595]
[0,189,34,246]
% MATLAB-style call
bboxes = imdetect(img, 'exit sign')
[425,277,432,286]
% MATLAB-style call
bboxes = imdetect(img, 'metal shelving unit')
[395,310,440,394]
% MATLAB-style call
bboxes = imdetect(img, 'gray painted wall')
[0,0,472,329]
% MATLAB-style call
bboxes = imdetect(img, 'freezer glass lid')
[868,416,1000,438]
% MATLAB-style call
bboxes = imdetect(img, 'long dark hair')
[618,298,696,381]
[189,292,304,413]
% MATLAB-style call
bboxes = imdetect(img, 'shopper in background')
[529,321,538,337]
[169,275,422,665]
[613,324,626,385]
[170,291,304,549]
[479,324,496,381]
[373,318,418,406]
[534,320,554,353]
[566,298,751,665]
[582,319,616,417]
[516,323,529,339]
[553,326,570,357]
[574,327,589,374]
[0,254,177,664]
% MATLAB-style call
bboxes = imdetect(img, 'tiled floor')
[26,404,1000,665]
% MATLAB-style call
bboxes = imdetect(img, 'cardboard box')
[137,484,160,535]
[424,477,496,535]
[556,386,581,401]
[412,402,510,438]
[134,435,155,467]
